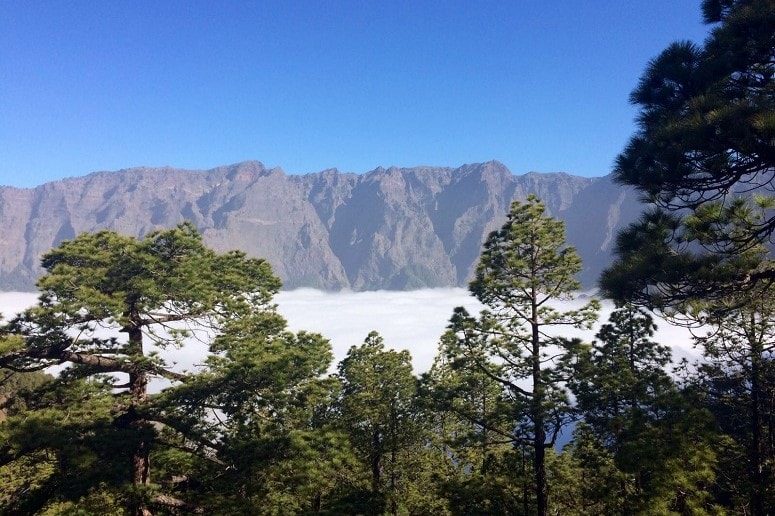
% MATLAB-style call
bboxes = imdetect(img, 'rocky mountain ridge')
[0,160,642,291]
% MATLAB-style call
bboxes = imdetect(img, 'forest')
[1,0,773,514]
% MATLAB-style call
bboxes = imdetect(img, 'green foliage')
[441,195,599,515]
[441,449,532,515]
[546,425,629,515]
[0,368,50,420]
[569,304,673,446]
[604,0,775,305]
[0,378,131,513]
[604,4,775,510]
[38,486,127,516]
[614,0,773,218]
[0,223,334,514]
[154,313,352,513]
[36,222,280,329]
[335,331,448,514]
[603,198,773,308]
[423,334,515,475]
[421,341,525,514]
[0,193,771,513]
[682,291,775,514]
[568,306,725,514]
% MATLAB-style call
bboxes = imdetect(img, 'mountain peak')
[0,160,638,292]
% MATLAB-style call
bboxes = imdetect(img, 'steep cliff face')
[0,160,640,291]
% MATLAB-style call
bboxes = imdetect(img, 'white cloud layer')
[1,289,703,377]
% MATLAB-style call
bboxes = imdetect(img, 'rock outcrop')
[0,160,640,291]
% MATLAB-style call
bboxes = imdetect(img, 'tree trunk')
[481,389,489,475]
[130,367,150,485]
[532,383,547,516]
[750,330,764,516]
[521,447,530,515]
[371,427,381,495]
[127,324,152,515]
[312,491,321,513]
[531,300,548,516]
[390,404,398,516]
[390,445,397,516]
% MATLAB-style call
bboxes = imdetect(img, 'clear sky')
[0,0,709,187]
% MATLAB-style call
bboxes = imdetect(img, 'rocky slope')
[0,161,642,291]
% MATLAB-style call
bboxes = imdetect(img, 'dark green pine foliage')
[603,196,774,308]
[567,305,722,514]
[602,3,775,508]
[545,423,629,515]
[608,181,774,513]
[569,304,673,446]
[445,195,599,516]
[686,291,775,514]
[0,368,50,422]
[335,331,447,515]
[0,223,330,514]
[154,307,356,514]
[616,0,774,212]
[603,0,775,305]
[423,334,530,515]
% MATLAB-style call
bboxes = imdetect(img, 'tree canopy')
[2,1,774,512]
[442,195,599,515]
[603,0,775,306]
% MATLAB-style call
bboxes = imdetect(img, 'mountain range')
[0,161,642,291]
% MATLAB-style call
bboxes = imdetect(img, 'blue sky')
[1,1,709,187]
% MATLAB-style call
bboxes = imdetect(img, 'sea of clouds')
[0,289,703,377]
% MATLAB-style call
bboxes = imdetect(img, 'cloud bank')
[0,289,702,375]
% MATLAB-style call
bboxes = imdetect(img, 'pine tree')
[569,304,673,447]
[688,291,775,514]
[0,223,282,514]
[155,310,353,514]
[610,196,775,513]
[423,335,526,514]
[603,0,775,304]
[445,195,599,515]
[336,331,421,514]
[568,305,722,513]
[545,424,629,515]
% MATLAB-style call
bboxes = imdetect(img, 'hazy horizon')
[0,158,612,190]
[0,288,702,375]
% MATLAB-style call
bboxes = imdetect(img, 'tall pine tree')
[445,195,599,515]
[0,223,282,514]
